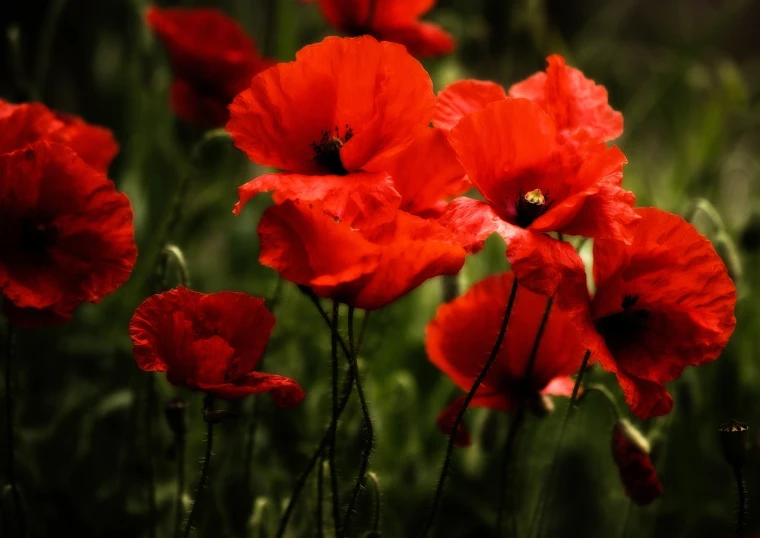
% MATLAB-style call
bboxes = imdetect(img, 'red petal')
[227,36,434,174]
[592,208,736,419]
[437,197,511,253]
[530,145,639,243]
[509,54,623,143]
[375,127,468,216]
[234,171,401,227]
[197,372,306,406]
[0,142,136,326]
[433,80,507,131]
[447,98,556,208]
[0,101,118,173]
[373,21,455,58]
[258,201,465,310]
[540,376,577,397]
[426,272,589,404]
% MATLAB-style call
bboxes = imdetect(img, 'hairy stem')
[329,301,342,532]
[183,396,214,538]
[736,465,747,532]
[342,306,375,537]
[419,277,520,537]
[316,453,325,538]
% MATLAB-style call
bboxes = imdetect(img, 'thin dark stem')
[273,296,357,538]
[368,472,381,534]
[529,349,592,538]
[174,438,186,538]
[496,406,527,535]
[32,0,67,100]
[329,302,342,533]
[342,306,375,537]
[183,396,214,538]
[303,289,352,359]
[419,277,520,538]
[356,311,371,357]
[145,376,157,538]
[735,465,747,531]
[242,396,261,493]
[4,324,25,538]
[316,452,325,538]
[524,296,553,379]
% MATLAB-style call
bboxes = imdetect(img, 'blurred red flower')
[439,98,638,295]
[434,54,623,148]
[0,142,136,327]
[427,272,588,446]
[316,0,454,57]
[0,100,118,173]
[146,6,273,127]
[228,36,435,225]
[256,199,465,310]
[590,208,736,419]
[611,420,663,505]
[130,287,305,406]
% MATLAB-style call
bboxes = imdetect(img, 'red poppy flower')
[0,100,118,173]
[228,36,435,224]
[0,142,136,327]
[256,199,465,310]
[316,0,454,57]
[427,272,588,447]
[146,6,273,127]
[590,208,736,419]
[439,98,638,296]
[433,55,622,149]
[130,287,305,406]
[373,127,468,217]
[611,420,663,505]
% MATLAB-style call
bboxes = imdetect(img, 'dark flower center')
[595,294,650,354]
[311,125,354,175]
[514,188,553,228]
[20,216,58,259]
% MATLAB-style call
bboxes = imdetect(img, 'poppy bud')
[202,408,238,424]
[611,420,663,506]
[719,419,749,468]
[164,397,188,440]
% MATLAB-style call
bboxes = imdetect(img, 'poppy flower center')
[595,294,650,354]
[514,188,553,228]
[311,125,354,175]
[20,216,58,258]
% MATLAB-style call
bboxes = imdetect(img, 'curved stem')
[316,453,325,538]
[183,396,215,538]
[242,396,261,495]
[356,311,371,357]
[4,324,25,538]
[174,438,186,538]
[273,296,357,538]
[342,306,375,537]
[529,350,592,538]
[419,277,520,538]
[328,301,342,532]
[368,472,381,534]
[735,465,747,532]
[523,296,553,378]
[145,376,157,538]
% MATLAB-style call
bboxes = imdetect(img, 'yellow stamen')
[524,188,545,205]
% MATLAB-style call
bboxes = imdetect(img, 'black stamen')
[311,124,354,175]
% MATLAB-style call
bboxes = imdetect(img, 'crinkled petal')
[433,79,507,131]
[509,54,623,143]
[447,98,556,207]
[197,372,306,406]
[227,36,434,174]
[234,171,401,227]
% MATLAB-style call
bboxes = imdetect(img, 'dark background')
[1,0,760,536]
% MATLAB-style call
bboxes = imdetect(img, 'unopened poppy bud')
[203,408,238,424]
[164,397,188,439]
[611,420,662,506]
[719,419,749,468]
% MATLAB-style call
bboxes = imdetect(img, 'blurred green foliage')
[2,0,760,537]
